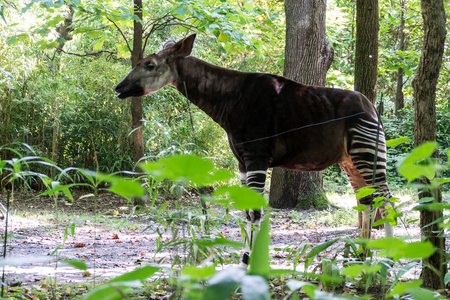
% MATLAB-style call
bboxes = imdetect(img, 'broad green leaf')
[213,186,268,210]
[181,265,216,280]
[195,237,243,249]
[62,259,87,270]
[140,155,233,186]
[367,238,435,261]
[241,275,269,300]
[204,267,246,300]
[248,216,270,277]
[109,265,159,283]
[388,280,422,297]
[444,272,450,285]
[342,264,381,277]
[6,35,18,45]
[93,172,144,200]
[173,5,188,18]
[355,186,376,199]
[218,31,229,42]
[400,141,437,164]
[398,142,437,181]
[83,266,160,300]
[108,179,144,201]
[93,38,105,51]
[386,137,411,147]
[353,204,367,212]
[39,183,76,201]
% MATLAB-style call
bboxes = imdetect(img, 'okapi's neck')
[173,57,246,128]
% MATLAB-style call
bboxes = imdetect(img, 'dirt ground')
[0,191,427,295]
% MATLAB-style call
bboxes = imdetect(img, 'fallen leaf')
[82,271,91,277]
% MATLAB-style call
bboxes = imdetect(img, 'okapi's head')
[115,34,196,99]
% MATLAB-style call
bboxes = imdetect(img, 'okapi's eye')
[146,64,155,71]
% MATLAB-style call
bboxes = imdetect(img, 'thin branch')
[105,16,132,53]
[142,16,197,51]
[56,48,117,58]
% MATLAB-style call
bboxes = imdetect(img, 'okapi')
[115,34,393,267]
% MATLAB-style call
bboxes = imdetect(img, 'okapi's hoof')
[242,252,250,265]
[239,252,250,270]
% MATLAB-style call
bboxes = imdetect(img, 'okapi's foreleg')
[238,161,268,269]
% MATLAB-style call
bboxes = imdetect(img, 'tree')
[129,0,146,207]
[412,0,446,290]
[269,0,333,210]
[353,0,383,227]
[394,0,406,115]
[354,0,379,105]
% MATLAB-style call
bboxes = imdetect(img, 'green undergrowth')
[0,142,449,299]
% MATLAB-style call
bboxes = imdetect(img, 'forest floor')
[0,190,447,298]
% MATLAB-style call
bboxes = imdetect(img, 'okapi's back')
[269,80,378,170]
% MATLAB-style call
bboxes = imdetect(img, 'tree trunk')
[394,0,406,115]
[269,0,334,210]
[131,0,145,207]
[354,0,380,227]
[412,0,446,290]
[354,0,379,105]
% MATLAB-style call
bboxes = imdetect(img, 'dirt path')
[0,191,424,291]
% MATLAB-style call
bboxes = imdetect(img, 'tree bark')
[131,0,145,207]
[412,0,446,290]
[354,0,379,105]
[394,0,406,115]
[354,0,381,227]
[269,0,334,210]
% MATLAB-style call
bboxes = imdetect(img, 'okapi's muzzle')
[115,78,145,99]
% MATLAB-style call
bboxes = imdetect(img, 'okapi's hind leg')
[340,117,394,239]
[340,157,393,239]
[238,165,268,269]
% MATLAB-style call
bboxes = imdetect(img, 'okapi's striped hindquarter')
[115,34,393,268]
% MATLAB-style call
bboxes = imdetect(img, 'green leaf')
[213,186,268,210]
[367,238,435,261]
[241,275,269,300]
[204,267,246,300]
[93,172,144,200]
[83,266,160,300]
[342,264,381,277]
[108,179,144,201]
[305,238,340,269]
[353,204,367,212]
[173,5,188,18]
[195,237,243,249]
[388,280,422,297]
[62,259,87,270]
[6,35,18,45]
[140,155,233,186]
[355,186,376,199]
[398,142,437,181]
[386,136,411,147]
[444,272,450,285]
[248,216,270,277]
[181,265,216,280]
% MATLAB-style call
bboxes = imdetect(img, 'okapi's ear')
[163,40,176,49]
[173,34,196,58]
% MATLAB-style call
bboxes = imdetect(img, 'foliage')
[1,0,450,298]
